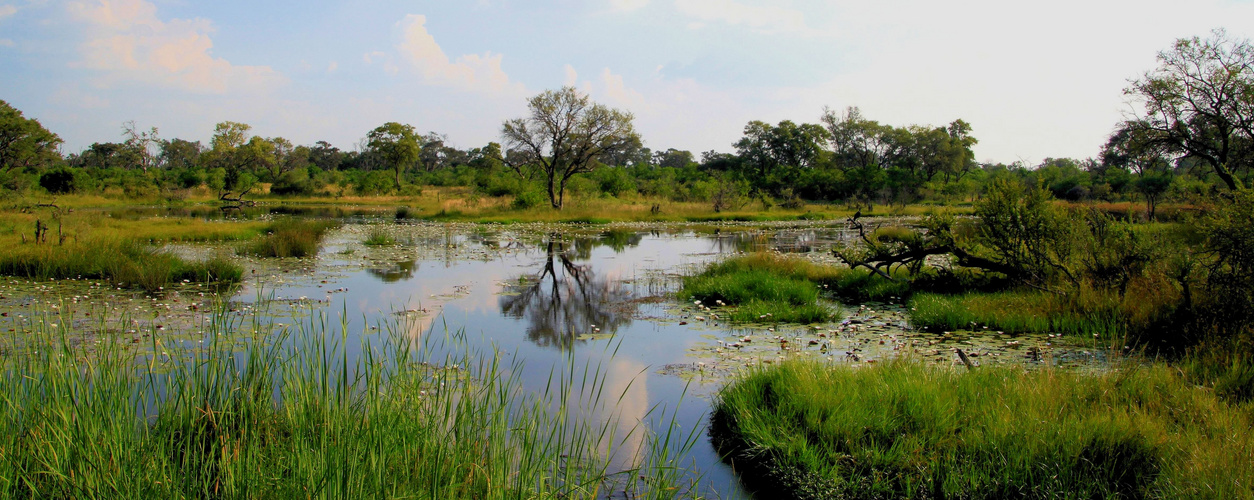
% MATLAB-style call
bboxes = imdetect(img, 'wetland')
[0,208,1125,498]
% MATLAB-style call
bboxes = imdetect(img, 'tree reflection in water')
[367,260,417,282]
[500,232,640,349]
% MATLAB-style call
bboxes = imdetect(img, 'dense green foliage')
[7,32,1251,213]
[713,360,1254,499]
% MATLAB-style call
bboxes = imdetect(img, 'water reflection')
[367,260,417,282]
[499,234,639,350]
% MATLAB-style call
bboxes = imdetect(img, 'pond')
[0,217,1110,498]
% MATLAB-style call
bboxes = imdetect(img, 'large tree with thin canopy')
[1124,29,1254,192]
[501,87,639,209]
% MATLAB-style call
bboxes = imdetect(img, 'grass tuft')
[239,218,339,258]
[713,360,1254,499]
[362,227,396,246]
[679,253,839,323]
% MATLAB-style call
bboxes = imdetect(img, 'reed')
[0,300,701,499]
[239,218,339,258]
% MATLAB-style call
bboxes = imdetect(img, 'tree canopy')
[1125,29,1254,191]
[0,100,61,174]
[502,87,639,209]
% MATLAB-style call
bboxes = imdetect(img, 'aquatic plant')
[362,227,396,246]
[239,218,339,258]
[679,253,839,323]
[0,300,702,498]
[0,238,241,293]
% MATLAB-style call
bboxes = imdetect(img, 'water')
[0,219,1108,498]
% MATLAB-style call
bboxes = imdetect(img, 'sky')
[2,0,1254,165]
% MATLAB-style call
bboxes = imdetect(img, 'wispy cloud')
[609,0,649,12]
[395,14,526,96]
[673,0,820,35]
[0,5,17,20]
[66,0,285,94]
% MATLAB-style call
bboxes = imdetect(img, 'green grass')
[239,218,339,258]
[908,291,1128,338]
[0,238,241,293]
[362,227,396,246]
[0,302,700,498]
[679,253,839,323]
[712,360,1254,499]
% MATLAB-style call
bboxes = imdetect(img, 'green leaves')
[0,100,61,173]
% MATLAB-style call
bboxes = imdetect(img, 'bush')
[39,168,79,194]
[512,189,546,210]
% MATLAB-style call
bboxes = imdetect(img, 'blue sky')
[3,0,1254,164]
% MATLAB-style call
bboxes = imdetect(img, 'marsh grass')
[712,360,1254,499]
[0,238,241,293]
[908,280,1181,341]
[362,227,396,246]
[679,253,841,323]
[239,218,339,258]
[0,301,701,499]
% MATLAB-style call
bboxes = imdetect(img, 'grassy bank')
[0,304,697,498]
[0,238,240,292]
[678,253,841,323]
[712,360,1254,499]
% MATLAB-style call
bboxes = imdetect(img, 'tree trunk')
[548,177,561,210]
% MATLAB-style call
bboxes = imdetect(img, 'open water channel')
[0,212,1111,498]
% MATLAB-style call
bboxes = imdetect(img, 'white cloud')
[609,0,649,12]
[563,64,578,87]
[395,14,525,96]
[0,38,13,47]
[673,0,819,35]
[327,61,338,73]
[362,51,385,64]
[66,0,284,94]
[600,68,648,110]
[0,5,17,20]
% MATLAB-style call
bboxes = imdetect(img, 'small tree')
[366,122,421,192]
[502,87,639,209]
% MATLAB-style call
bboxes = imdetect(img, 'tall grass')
[907,283,1182,341]
[0,238,241,293]
[362,227,396,246]
[712,360,1254,499]
[0,301,699,498]
[239,218,339,258]
[679,253,839,323]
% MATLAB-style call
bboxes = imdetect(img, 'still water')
[1,217,1103,498]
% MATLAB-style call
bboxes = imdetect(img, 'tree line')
[1,29,1251,212]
